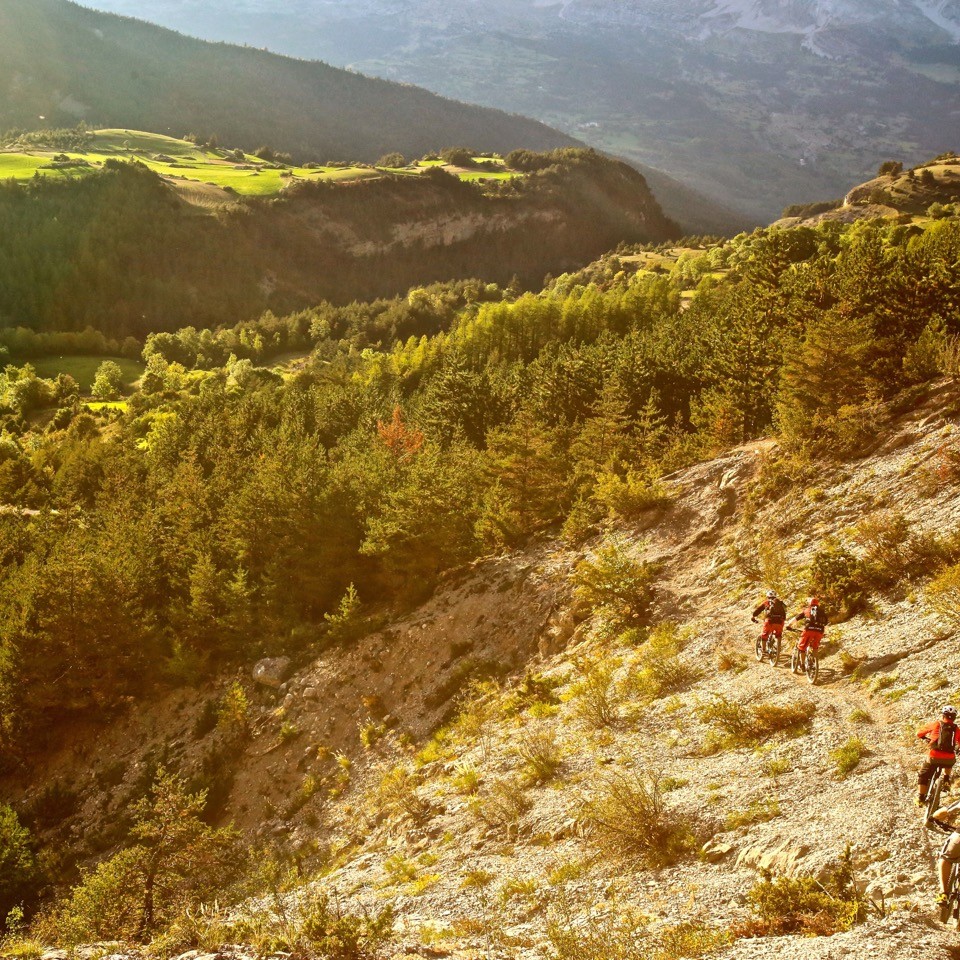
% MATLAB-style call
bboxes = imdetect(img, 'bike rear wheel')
[768,636,781,667]
[945,865,960,927]
[928,769,946,823]
[805,650,819,684]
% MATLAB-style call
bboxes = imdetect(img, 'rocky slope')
[11,379,960,956]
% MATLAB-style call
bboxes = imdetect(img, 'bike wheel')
[806,651,819,684]
[791,648,801,674]
[770,636,781,667]
[928,771,945,822]
[947,866,960,925]
[755,636,764,662]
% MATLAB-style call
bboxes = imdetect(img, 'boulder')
[253,657,292,688]
[702,838,735,862]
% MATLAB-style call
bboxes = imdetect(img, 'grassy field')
[1,130,524,196]
[26,356,145,392]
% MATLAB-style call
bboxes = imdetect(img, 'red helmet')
[808,596,820,605]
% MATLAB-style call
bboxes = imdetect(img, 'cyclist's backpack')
[767,598,787,622]
[807,603,828,631]
[935,721,958,754]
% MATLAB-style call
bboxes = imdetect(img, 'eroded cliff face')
[12,380,960,957]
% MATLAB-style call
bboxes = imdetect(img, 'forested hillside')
[0,211,956,750]
[0,160,959,955]
[0,149,676,336]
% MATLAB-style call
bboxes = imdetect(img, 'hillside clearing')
[0,129,527,197]
[25,356,144,391]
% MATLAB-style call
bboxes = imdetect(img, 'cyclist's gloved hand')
[751,617,757,623]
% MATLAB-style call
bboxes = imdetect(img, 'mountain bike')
[754,626,782,666]
[788,627,819,684]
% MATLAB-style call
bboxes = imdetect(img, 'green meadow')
[26,356,145,392]
[1,130,523,196]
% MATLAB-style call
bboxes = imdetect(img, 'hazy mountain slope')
[9,378,960,956]
[87,0,960,222]
[0,0,579,163]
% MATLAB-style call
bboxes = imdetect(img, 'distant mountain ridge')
[0,0,749,234]
[0,0,578,162]
[85,0,960,222]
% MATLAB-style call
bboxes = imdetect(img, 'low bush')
[546,893,728,960]
[572,535,660,632]
[470,778,531,835]
[514,727,563,785]
[373,765,436,826]
[569,659,620,728]
[806,539,866,616]
[703,698,815,752]
[724,798,780,831]
[853,512,951,590]
[501,672,563,716]
[591,469,672,521]
[164,862,394,959]
[928,561,960,627]
[733,853,868,938]
[626,622,699,702]
[830,737,867,778]
[716,642,747,673]
[582,770,695,866]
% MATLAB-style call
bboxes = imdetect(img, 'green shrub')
[592,469,672,520]
[582,770,695,867]
[0,805,40,927]
[733,853,867,938]
[703,698,815,752]
[724,798,780,831]
[806,539,866,615]
[372,765,435,825]
[36,771,242,944]
[470,778,531,835]
[569,660,620,728]
[853,512,950,590]
[514,727,563,785]
[626,622,699,702]
[546,892,728,960]
[501,672,562,716]
[928,561,960,627]
[831,737,867,778]
[572,536,660,631]
[165,862,394,959]
[450,763,481,796]
[216,681,250,737]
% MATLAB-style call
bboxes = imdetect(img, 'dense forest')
[0,152,675,337]
[0,214,957,772]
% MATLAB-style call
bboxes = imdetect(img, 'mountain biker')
[917,705,958,807]
[786,595,828,671]
[752,590,787,645]
[927,796,960,910]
